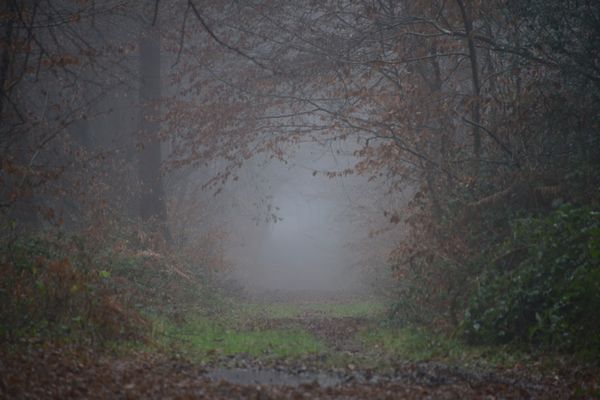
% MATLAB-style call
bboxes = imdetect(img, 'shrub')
[0,232,142,343]
[463,205,600,356]
[0,221,213,345]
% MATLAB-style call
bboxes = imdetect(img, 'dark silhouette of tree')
[138,14,169,236]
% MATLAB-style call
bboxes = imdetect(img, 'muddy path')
[1,294,594,399]
[1,344,573,399]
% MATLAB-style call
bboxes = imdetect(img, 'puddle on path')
[206,368,344,387]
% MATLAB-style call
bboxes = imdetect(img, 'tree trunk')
[0,1,15,122]
[138,24,169,240]
[456,0,482,176]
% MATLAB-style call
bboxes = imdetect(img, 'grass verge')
[358,325,582,372]
[152,315,327,359]
[234,300,386,320]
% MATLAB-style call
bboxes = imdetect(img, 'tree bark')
[0,1,15,122]
[138,24,169,239]
[456,0,482,176]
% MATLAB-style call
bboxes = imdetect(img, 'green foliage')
[464,205,600,357]
[0,231,138,343]
[0,223,214,345]
[387,180,521,332]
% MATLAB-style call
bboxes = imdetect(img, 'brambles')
[464,205,600,357]
[0,219,223,345]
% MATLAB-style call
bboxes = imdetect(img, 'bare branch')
[187,0,269,71]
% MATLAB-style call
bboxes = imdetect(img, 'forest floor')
[1,291,598,399]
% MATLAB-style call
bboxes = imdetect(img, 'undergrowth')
[464,205,600,359]
[0,220,217,347]
[359,325,574,372]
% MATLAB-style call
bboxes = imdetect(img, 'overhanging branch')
[187,0,269,71]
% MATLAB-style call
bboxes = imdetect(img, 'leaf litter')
[1,295,597,399]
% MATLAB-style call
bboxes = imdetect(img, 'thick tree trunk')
[0,1,15,122]
[456,0,482,176]
[138,25,169,239]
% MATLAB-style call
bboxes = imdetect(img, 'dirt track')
[2,303,589,400]
[1,344,575,399]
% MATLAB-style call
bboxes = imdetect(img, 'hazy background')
[221,141,396,294]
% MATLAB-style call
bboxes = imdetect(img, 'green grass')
[231,303,300,319]
[154,316,327,358]
[143,299,386,362]
[233,300,386,320]
[359,326,534,368]
[360,326,460,361]
[138,304,576,374]
[308,301,386,318]
[147,298,386,360]
[149,299,387,360]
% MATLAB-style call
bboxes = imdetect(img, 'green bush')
[0,223,212,345]
[0,232,140,343]
[463,205,600,356]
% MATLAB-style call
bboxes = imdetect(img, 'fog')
[224,142,376,294]
[3,3,598,392]
[0,0,423,300]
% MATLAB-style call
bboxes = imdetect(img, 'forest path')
[1,292,579,399]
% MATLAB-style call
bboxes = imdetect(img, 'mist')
[2,1,599,396]
[227,144,366,294]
